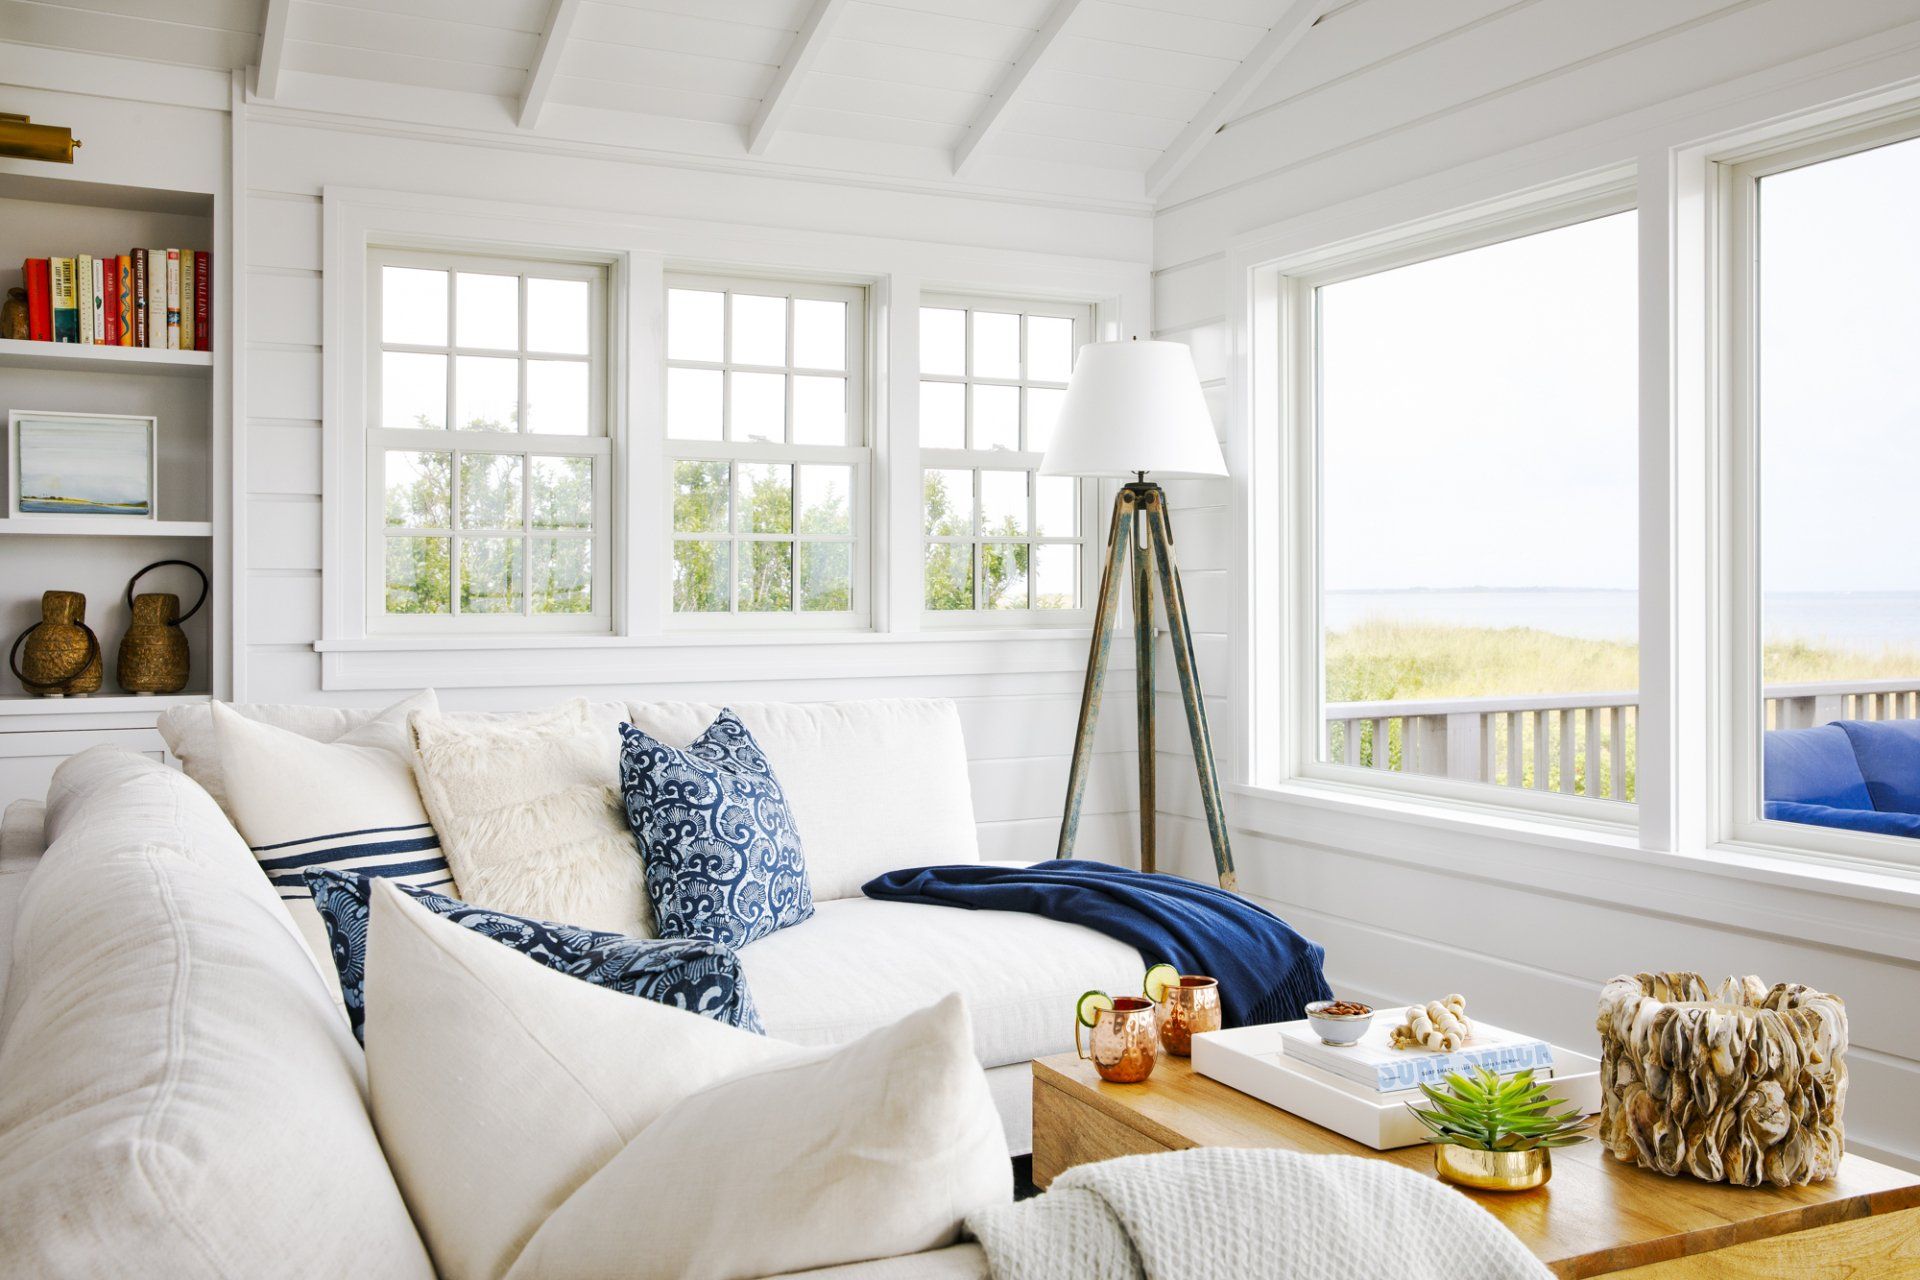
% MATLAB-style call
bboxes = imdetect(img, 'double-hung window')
[370,250,611,631]
[919,296,1093,618]
[1293,206,1640,811]
[664,275,867,624]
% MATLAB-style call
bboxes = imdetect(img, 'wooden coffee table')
[1033,1051,1920,1278]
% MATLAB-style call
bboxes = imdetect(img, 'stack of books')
[1275,1018,1555,1092]
[17,251,211,352]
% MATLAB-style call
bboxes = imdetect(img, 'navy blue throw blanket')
[863,860,1332,1028]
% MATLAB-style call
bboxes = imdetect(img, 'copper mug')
[1157,975,1222,1057]
[1077,996,1158,1083]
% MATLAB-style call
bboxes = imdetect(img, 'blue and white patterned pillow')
[304,868,763,1044]
[617,711,815,948]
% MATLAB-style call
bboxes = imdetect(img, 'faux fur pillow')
[407,699,652,937]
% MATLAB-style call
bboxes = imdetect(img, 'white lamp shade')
[1039,339,1227,478]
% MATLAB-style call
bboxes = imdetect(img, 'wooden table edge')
[1031,1054,1920,1279]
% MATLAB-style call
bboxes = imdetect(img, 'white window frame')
[663,272,871,629]
[1263,184,1641,827]
[917,293,1099,625]
[1714,108,1920,872]
[366,246,614,634]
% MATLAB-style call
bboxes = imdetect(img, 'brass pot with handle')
[10,590,102,697]
[117,560,209,695]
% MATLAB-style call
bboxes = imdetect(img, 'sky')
[1318,133,1920,598]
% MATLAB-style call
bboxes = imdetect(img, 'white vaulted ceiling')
[1,0,1341,206]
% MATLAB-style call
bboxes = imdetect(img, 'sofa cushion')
[737,895,1145,1070]
[1836,719,1920,815]
[619,712,816,947]
[1763,799,1920,837]
[409,698,651,935]
[307,867,762,1045]
[0,749,432,1277]
[627,699,979,901]
[1762,724,1874,810]
[363,881,1007,1280]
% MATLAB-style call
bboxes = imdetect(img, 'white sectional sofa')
[0,698,1143,1277]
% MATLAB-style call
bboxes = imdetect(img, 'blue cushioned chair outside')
[1763,720,1920,838]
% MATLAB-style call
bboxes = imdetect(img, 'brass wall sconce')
[0,114,82,165]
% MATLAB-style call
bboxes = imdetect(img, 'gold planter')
[1433,1145,1551,1192]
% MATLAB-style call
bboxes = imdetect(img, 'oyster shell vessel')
[1596,972,1847,1187]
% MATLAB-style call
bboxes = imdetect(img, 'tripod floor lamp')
[1042,339,1236,890]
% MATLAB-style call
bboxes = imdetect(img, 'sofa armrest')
[1763,800,1920,838]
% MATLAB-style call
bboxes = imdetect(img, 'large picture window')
[919,296,1093,618]
[1307,209,1639,807]
[368,250,610,630]
[664,275,867,623]
[1740,128,1920,840]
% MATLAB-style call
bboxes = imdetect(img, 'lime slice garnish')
[1143,963,1180,1003]
[1076,989,1114,1028]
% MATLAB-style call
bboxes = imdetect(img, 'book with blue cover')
[1276,1017,1555,1093]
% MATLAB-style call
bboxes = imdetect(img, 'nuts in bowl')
[1304,998,1374,1046]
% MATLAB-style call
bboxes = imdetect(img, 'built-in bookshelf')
[0,170,220,705]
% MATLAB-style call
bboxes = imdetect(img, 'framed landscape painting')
[7,410,157,521]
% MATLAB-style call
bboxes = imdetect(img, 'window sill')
[1222,778,1920,960]
[313,626,1112,692]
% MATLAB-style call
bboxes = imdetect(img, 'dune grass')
[1325,619,1920,703]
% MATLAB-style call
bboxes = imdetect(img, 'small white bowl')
[1304,999,1374,1046]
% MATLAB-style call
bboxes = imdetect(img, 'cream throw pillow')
[213,691,452,994]
[407,698,651,936]
[363,881,1010,1280]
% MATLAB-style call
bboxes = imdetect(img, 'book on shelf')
[117,255,133,346]
[76,253,93,345]
[132,249,150,347]
[91,255,107,345]
[193,251,210,352]
[1275,1017,1555,1093]
[179,250,195,351]
[165,248,180,350]
[51,256,78,343]
[23,259,51,341]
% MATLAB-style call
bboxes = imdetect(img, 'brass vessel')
[1433,1145,1551,1192]
[10,590,102,696]
[116,560,207,695]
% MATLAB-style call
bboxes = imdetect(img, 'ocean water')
[1326,589,1920,652]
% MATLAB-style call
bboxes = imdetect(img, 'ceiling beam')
[256,0,291,101]
[1144,0,1331,200]
[952,0,1084,179]
[518,0,582,130]
[747,0,848,156]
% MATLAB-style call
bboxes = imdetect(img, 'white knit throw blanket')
[967,1147,1553,1280]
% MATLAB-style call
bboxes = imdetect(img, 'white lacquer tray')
[1190,1022,1603,1151]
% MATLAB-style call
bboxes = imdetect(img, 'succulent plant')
[1408,1067,1591,1153]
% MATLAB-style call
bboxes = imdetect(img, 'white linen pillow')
[363,881,1010,1280]
[213,692,453,993]
[158,697,430,816]
[407,698,651,935]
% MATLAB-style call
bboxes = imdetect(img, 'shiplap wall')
[235,99,1153,863]
[1147,0,1920,1171]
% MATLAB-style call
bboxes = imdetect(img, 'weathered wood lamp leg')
[1056,481,1237,890]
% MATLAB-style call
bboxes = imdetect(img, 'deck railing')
[1325,678,1920,799]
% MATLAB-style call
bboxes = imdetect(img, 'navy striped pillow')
[255,822,455,902]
